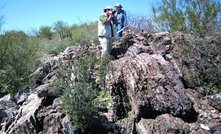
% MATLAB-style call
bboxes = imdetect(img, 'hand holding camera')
[112,9,116,15]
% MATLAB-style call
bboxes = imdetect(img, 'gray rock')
[0,93,74,134]
[209,94,221,111]
[136,114,190,134]
[106,53,196,121]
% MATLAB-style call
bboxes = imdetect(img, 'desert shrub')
[194,38,221,93]
[152,0,221,93]
[52,51,112,132]
[61,81,98,132]
[39,25,53,39]
[44,42,68,55]
[53,21,72,39]
[152,0,221,37]
[55,55,95,132]
[171,33,221,93]
[42,21,99,55]
[96,54,112,87]
[70,21,99,45]
[0,30,40,94]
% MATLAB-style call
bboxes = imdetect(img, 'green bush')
[194,39,221,93]
[39,26,53,39]
[61,82,98,132]
[53,51,112,132]
[44,42,68,55]
[152,0,221,37]
[0,30,40,94]
[96,54,112,86]
[54,54,98,132]
[171,33,221,93]
[153,0,221,93]
[53,21,72,39]
[40,21,99,56]
[70,21,99,45]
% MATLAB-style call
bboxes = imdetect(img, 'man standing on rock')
[98,6,117,56]
[114,3,127,41]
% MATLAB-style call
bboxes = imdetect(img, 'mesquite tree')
[152,0,221,37]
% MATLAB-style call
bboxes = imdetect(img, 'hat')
[104,6,113,10]
[115,3,123,8]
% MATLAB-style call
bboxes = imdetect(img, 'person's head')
[115,3,123,11]
[104,6,113,15]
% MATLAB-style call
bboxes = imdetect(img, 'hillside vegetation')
[0,0,221,133]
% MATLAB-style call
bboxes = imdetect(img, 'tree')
[0,15,4,33]
[0,30,39,94]
[127,12,158,33]
[53,21,72,39]
[185,0,221,36]
[152,0,221,36]
[39,26,53,39]
[0,5,5,34]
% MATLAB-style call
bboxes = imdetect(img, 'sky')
[0,0,157,32]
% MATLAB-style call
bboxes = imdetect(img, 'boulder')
[136,114,190,134]
[209,94,221,111]
[0,93,74,134]
[0,94,18,131]
[106,53,196,121]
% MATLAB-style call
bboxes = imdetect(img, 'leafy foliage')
[44,42,68,55]
[53,21,72,39]
[153,0,221,93]
[171,33,221,93]
[39,26,53,39]
[152,0,221,36]
[193,38,221,92]
[55,54,97,132]
[61,81,98,132]
[41,21,99,55]
[96,54,112,87]
[152,0,186,31]
[0,30,39,94]
[185,0,221,36]
[70,21,99,45]
[53,50,112,132]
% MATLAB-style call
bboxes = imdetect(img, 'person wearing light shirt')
[98,6,117,55]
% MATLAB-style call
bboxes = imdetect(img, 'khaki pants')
[99,37,112,55]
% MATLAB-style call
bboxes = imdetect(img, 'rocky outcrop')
[136,114,190,134]
[106,53,196,122]
[107,31,221,133]
[0,31,221,133]
[209,94,221,111]
[0,92,74,134]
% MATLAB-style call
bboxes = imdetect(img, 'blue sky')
[0,0,157,32]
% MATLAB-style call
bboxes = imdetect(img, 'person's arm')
[99,13,112,25]
[112,14,118,25]
[104,14,113,25]
[123,11,127,27]
[112,10,118,25]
